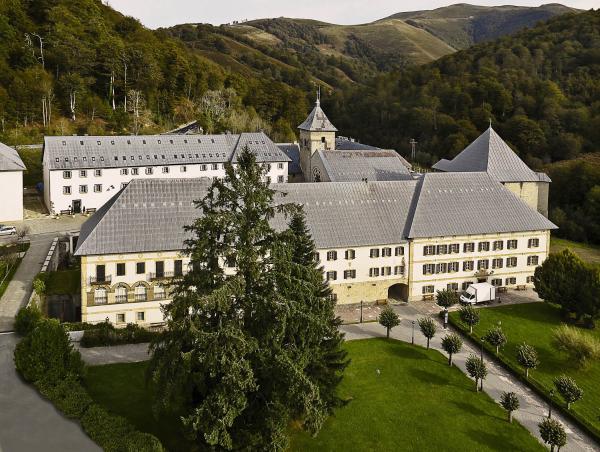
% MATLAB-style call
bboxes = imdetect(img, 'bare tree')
[128,89,146,135]
[25,33,45,69]
[69,89,77,121]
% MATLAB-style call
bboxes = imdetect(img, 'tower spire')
[316,86,321,106]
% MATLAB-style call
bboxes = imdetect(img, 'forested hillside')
[322,9,600,244]
[0,0,311,144]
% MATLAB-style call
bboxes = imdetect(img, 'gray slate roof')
[44,132,289,171]
[317,150,413,182]
[335,138,380,151]
[297,101,337,132]
[432,127,543,183]
[408,172,556,238]
[277,143,301,175]
[0,142,26,172]
[75,173,556,256]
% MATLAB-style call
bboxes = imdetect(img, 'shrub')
[80,322,158,347]
[516,343,539,379]
[14,304,42,336]
[500,392,519,423]
[483,326,507,355]
[552,324,600,368]
[418,317,437,349]
[378,306,400,338]
[553,375,583,410]
[81,404,164,452]
[14,318,84,383]
[441,333,462,366]
[538,417,567,452]
[459,305,480,333]
[37,376,93,419]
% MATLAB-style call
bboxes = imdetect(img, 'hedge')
[80,322,159,348]
[13,315,164,451]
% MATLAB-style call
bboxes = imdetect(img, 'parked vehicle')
[0,225,17,236]
[460,283,497,305]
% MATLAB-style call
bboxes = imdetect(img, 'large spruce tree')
[148,148,346,450]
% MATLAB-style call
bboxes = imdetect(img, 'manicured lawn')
[550,237,600,266]
[85,339,542,452]
[450,302,600,438]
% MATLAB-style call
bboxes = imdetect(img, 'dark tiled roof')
[317,150,413,182]
[75,173,556,256]
[277,143,301,175]
[0,142,26,172]
[44,132,289,171]
[432,127,543,183]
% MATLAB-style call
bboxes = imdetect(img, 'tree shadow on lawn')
[465,427,537,451]
[388,342,431,361]
[450,400,503,421]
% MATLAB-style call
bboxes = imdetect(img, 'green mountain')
[197,3,576,82]
[0,0,313,144]
[321,9,600,243]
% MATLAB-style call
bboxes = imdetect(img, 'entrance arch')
[388,283,409,302]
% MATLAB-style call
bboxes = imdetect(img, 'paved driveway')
[0,333,99,452]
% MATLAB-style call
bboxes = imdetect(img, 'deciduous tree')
[500,392,519,423]
[516,343,539,379]
[418,317,437,349]
[378,306,400,339]
[441,333,462,366]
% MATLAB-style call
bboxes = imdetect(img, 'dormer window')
[62,141,66,146]
[80,140,84,145]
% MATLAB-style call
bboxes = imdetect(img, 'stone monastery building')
[72,98,556,326]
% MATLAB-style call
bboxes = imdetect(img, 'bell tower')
[297,89,337,181]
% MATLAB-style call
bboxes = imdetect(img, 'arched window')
[134,285,147,302]
[115,286,127,303]
[94,288,107,305]
[154,285,165,300]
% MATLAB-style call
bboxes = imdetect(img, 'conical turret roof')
[432,126,540,182]
[298,98,337,132]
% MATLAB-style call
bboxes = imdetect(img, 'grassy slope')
[550,237,600,266]
[85,339,542,452]
[450,303,600,438]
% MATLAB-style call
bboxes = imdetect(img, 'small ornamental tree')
[553,375,583,410]
[516,343,539,379]
[436,289,458,310]
[465,354,487,392]
[483,326,507,355]
[459,305,480,333]
[418,317,437,349]
[539,418,567,452]
[441,333,462,366]
[378,306,400,339]
[500,392,520,423]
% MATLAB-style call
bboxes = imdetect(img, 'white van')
[460,283,497,305]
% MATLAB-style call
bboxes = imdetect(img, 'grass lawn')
[17,147,42,187]
[450,303,600,438]
[85,339,542,452]
[550,237,600,266]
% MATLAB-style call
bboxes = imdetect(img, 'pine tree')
[274,210,349,427]
[148,148,345,451]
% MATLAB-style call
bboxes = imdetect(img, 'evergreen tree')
[274,210,350,424]
[148,148,345,451]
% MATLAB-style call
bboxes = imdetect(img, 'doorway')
[388,283,409,302]
[72,199,82,214]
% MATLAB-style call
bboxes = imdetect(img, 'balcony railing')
[134,294,148,302]
[115,295,128,304]
[148,271,175,281]
[154,292,166,300]
[94,297,108,305]
[89,275,112,285]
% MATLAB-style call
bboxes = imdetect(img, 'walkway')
[76,342,150,366]
[341,304,598,452]
[0,333,99,452]
[0,234,54,332]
